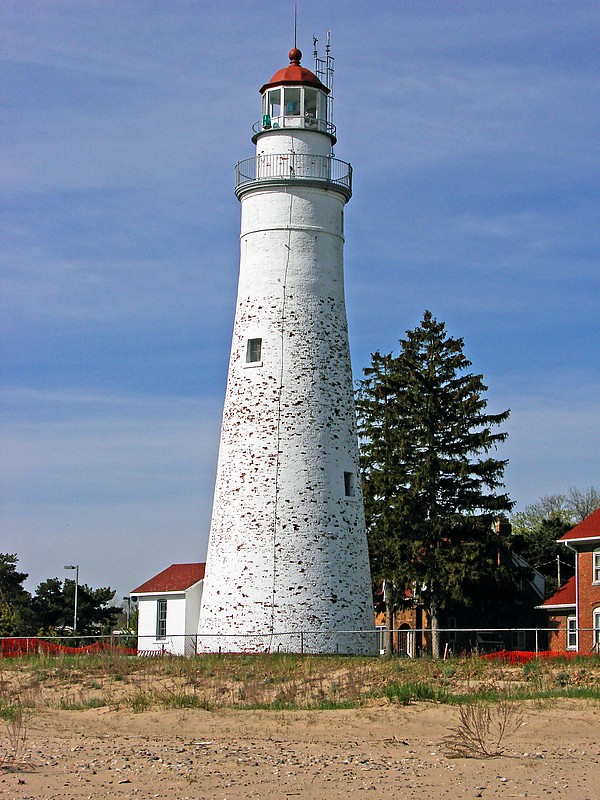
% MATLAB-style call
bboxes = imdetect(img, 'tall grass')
[0,653,598,713]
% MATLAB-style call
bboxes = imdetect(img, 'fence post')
[300,630,304,655]
[535,628,539,657]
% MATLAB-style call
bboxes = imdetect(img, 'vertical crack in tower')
[198,43,376,654]
[270,187,296,641]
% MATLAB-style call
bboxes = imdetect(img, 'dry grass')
[0,669,38,771]
[442,700,525,758]
[0,653,598,718]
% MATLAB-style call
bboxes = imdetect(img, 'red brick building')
[540,508,600,653]
[373,518,546,656]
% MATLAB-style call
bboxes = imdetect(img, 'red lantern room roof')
[260,48,329,95]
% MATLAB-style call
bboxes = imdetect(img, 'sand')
[2,700,598,799]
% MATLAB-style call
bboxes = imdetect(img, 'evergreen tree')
[357,311,513,657]
[511,513,573,598]
[32,578,120,635]
[0,554,34,635]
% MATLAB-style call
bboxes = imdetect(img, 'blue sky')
[2,1,599,601]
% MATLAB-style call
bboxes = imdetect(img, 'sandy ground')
[1,701,598,800]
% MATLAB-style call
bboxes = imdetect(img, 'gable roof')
[539,575,576,609]
[559,507,600,543]
[131,563,205,595]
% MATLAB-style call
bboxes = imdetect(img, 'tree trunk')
[430,597,441,659]
[385,599,394,657]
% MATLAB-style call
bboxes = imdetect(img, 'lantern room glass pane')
[304,89,317,119]
[267,89,281,118]
[284,87,300,116]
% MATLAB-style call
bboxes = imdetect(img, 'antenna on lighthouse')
[313,30,335,125]
[294,3,297,48]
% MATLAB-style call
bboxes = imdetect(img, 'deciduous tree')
[510,487,599,595]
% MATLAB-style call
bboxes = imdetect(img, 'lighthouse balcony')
[252,115,336,142]
[235,154,352,200]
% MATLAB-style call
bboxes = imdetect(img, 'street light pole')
[64,565,79,632]
[122,596,131,628]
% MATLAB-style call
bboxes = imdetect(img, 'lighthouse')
[198,42,375,654]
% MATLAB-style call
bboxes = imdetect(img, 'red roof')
[559,507,600,543]
[131,563,205,594]
[540,575,576,608]
[260,47,329,95]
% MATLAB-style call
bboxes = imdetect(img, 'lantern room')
[252,48,335,142]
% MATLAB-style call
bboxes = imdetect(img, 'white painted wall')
[199,102,375,654]
[137,582,203,656]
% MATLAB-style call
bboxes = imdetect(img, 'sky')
[1,0,599,603]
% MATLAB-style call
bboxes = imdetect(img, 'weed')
[59,695,107,710]
[376,681,448,705]
[555,670,569,687]
[127,692,151,713]
[158,690,211,710]
[0,700,31,771]
[442,700,525,758]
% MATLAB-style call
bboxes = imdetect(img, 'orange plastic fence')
[480,649,584,664]
[0,637,136,657]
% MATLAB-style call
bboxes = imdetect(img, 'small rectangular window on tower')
[246,337,262,364]
[344,471,356,498]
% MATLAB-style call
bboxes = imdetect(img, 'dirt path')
[2,701,598,799]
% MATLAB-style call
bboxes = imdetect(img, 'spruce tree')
[357,311,513,657]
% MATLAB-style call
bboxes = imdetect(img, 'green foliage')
[377,680,448,705]
[511,513,573,597]
[0,556,122,637]
[511,487,600,535]
[356,312,513,652]
[31,578,120,635]
[510,488,599,597]
[0,554,34,635]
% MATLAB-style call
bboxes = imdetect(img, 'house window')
[593,549,600,583]
[594,609,600,652]
[156,599,167,640]
[567,616,577,650]
[246,338,262,364]
[344,471,355,498]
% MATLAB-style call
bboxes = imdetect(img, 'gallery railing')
[235,154,352,198]
[251,115,337,139]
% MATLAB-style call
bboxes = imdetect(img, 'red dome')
[259,48,329,95]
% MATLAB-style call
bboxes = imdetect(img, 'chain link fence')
[2,627,598,658]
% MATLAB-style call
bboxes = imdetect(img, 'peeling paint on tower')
[198,43,376,654]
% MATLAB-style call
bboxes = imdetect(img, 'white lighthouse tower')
[198,43,375,654]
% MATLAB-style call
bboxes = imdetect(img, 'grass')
[0,652,598,714]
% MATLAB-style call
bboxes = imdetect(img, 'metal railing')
[251,115,337,139]
[235,154,352,196]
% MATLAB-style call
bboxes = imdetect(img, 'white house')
[131,563,205,656]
